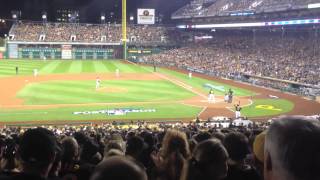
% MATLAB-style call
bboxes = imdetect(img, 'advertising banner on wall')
[137,9,155,24]
[61,45,72,59]
[8,44,18,59]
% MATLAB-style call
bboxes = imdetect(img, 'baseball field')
[0,60,319,125]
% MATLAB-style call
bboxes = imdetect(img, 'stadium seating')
[9,22,171,44]
[172,0,320,18]
[0,115,319,180]
[142,30,320,86]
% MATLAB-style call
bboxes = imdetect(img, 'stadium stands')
[9,22,171,44]
[142,30,320,86]
[172,0,320,18]
[0,115,319,180]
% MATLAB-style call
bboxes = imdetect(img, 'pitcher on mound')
[96,77,101,89]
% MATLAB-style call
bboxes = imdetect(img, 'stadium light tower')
[11,11,21,22]
[42,12,47,23]
[122,0,127,60]
[101,13,106,24]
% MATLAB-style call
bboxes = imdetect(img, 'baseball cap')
[253,131,266,163]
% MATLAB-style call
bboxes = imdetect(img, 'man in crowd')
[0,128,58,180]
[264,116,320,180]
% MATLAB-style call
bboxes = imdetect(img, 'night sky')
[0,0,191,23]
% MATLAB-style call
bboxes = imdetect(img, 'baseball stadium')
[0,1,320,180]
[0,1,320,126]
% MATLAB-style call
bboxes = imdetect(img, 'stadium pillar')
[122,0,127,60]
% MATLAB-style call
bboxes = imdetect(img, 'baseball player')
[208,88,215,103]
[116,68,119,77]
[228,88,234,103]
[96,77,101,89]
[188,71,192,79]
[33,69,38,77]
[224,93,229,102]
[234,104,242,119]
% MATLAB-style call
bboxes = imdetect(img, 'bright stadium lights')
[308,3,320,9]
[177,18,320,29]
[11,11,21,21]
[101,13,106,24]
[42,12,47,23]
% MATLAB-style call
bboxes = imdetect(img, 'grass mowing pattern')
[17,80,197,105]
[241,99,294,117]
[0,60,295,121]
[145,67,255,96]
[0,60,149,76]
[0,104,202,122]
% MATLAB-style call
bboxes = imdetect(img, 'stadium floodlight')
[130,15,134,21]
[42,12,47,23]
[101,12,106,24]
[11,11,21,21]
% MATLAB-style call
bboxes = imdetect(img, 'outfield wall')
[6,42,171,60]
[6,42,123,60]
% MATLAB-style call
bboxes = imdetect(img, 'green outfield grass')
[17,80,196,105]
[0,104,202,122]
[241,99,294,117]
[0,60,296,122]
[145,67,255,96]
[0,60,148,76]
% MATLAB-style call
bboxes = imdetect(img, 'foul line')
[197,107,207,117]
[126,60,207,99]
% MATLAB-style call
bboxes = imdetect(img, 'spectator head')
[161,129,190,158]
[61,137,79,168]
[181,138,229,180]
[17,127,58,178]
[126,136,146,159]
[81,139,100,164]
[193,132,212,143]
[264,116,320,180]
[90,156,147,180]
[223,132,249,162]
[253,131,266,163]
[159,129,190,180]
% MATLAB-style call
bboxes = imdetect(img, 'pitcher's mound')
[96,87,128,93]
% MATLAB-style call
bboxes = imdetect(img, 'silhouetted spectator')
[223,132,261,180]
[90,156,147,180]
[264,116,320,180]
[181,138,229,180]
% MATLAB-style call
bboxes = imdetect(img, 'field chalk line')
[126,60,208,99]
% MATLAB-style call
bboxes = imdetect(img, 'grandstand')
[172,0,320,18]
[0,1,320,180]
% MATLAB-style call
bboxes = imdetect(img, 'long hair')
[160,129,190,180]
[181,139,228,180]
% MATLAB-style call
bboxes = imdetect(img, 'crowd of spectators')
[142,30,320,86]
[0,115,319,180]
[9,22,171,44]
[172,0,320,18]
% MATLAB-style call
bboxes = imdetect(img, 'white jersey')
[96,79,101,89]
[116,69,119,77]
